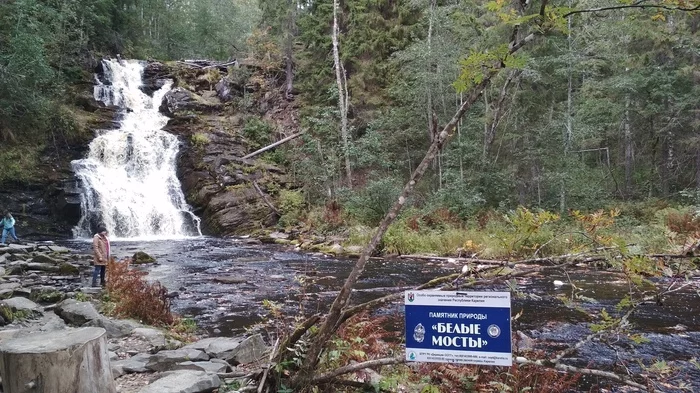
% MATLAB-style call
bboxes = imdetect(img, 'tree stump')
[0,327,116,393]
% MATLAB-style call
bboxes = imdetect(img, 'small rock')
[172,361,227,373]
[146,348,209,372]
[329,244,344,254]
[137,370,221,393]
[213,276,247,284]
[268,275,285,281]
[109,351,119,361]
[48,245,71,253]
[269,231,289,240]
[113,353,151,373]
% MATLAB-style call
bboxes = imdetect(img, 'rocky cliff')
[147,60,300,236]
[0,78,119,238]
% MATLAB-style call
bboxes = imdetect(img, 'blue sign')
[405,291,512,366]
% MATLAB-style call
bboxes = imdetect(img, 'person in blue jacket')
[1,211,20,244]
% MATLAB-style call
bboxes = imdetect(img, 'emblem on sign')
[408,292,415,302]
[413,323,426,343]
[487,324,501,338]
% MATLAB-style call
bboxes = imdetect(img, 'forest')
[1,0,698,226]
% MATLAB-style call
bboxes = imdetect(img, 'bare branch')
[516,357,649,390]
[563,2,699,18]
[311,356,406,384]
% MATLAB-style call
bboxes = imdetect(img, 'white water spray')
[72,59,201,240]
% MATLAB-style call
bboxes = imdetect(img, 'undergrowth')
[106,257,174,326]
[335,204,691,259]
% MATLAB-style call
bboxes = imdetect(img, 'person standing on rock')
[92,226,110,287]
[1,211,20,245]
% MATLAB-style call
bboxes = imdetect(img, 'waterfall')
[72,59,201,240]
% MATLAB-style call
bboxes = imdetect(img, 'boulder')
[146,348,209,372]
[1,297,42,317]
[4,244,33,254]
[137,370,220,393]
[48,245,71,253]
[223,334,268,365]
[131,327,166,348]
[55,299,101,325]
[0,327,116,393]
[200,337,242,359]
[132,251,156,264]
[112,353,151,373]
[32,253,60,264]
[86,316,139,338]
[58,262,80,275]
[159,88,222,117]
[26,262,59,272]
[30,286,66,303]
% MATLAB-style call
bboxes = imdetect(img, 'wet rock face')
[141,60,298,236]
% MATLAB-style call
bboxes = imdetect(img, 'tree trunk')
[484,69,521,160]
[560,6,573,213]
[332,0,351,188]
[0,327,115,393]
[624,95,633,197]
[425,0,436,143]
[284,0,296,99]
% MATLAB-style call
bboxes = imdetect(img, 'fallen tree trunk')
[0,327,115,393]
[243,132,304,160]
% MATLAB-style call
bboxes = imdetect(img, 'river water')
[62,237,700,390]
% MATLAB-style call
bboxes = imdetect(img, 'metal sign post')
[405,290,512,366]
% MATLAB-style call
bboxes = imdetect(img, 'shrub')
[191,132,210,148]
[243,117,272,150]
[278,190,305,227]
[342,177,402,226]
[106,258,174,326]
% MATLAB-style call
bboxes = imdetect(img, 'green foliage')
[0,146,42,184]
[278,190,305,227]
[190,133,210,149]
[341,177,402,226]
[243,117,272,151]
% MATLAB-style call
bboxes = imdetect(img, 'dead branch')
[274,313,321,363]
[243,132,304,160]
[258,338,279,393]
[516,357,649,390]
[563,1,699,18]
[252,181,280,216]
[311,356,406,384]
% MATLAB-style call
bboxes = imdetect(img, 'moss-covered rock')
[58,263,80,275]
[132,251,156,264]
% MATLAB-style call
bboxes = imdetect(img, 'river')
[61,237,700,390]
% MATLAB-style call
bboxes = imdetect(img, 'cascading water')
[72,59,201,239]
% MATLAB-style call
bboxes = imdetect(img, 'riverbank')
[258,203,700,263]
[0,242,272,393]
